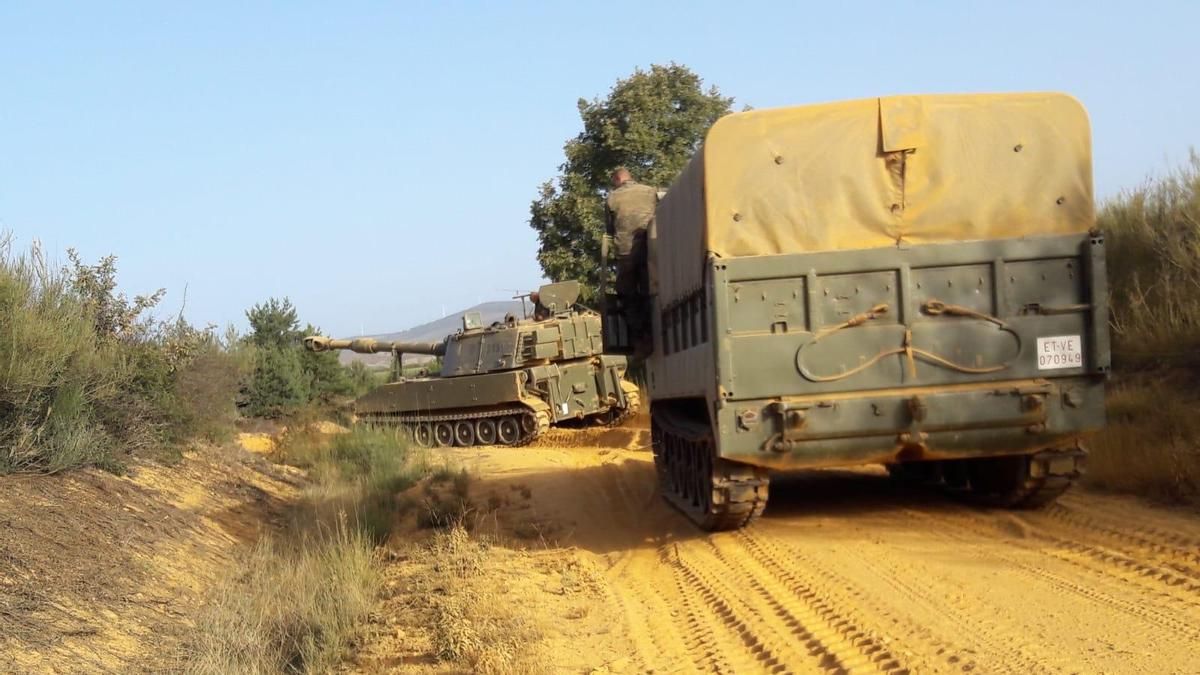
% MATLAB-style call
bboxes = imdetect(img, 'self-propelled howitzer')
[304,281,640,447]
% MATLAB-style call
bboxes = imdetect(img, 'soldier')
[605,167,658,346]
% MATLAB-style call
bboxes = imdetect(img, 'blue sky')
[2,1,1196,337]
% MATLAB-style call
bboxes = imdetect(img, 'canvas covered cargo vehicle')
[625,93,1109,530]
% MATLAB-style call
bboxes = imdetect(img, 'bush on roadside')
[245,346,310,419]
[0,240,125,472]
[277,426,424,495]
[426,526,544,674]
[1091,154,1200,502]
[1101,151,1200,367]
[1087,377,1200,501]
[0,237,248,474]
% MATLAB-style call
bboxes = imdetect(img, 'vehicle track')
[604,551,693,673]
[588,460,694,673]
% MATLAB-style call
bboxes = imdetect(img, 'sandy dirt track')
[429,424,1200,674]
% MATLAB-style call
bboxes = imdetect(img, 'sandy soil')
[364,420,1200,674]
[0,440,303,674]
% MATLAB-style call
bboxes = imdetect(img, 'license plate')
[1036,335,1083,370]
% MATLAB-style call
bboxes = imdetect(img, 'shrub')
[1101,152,1200,367]
[1087,378,1200,501]
[241,300,355,417]
[167,339,244,443]
[245,346,310,419]
[278,426,422,493]
[0,239,126,472]
[298,323,352,403]
[0,237,249,473]
[277,425,429,542]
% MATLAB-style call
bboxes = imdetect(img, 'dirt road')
[434,424,1200,674]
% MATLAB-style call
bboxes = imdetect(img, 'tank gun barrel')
[303,336,446,356]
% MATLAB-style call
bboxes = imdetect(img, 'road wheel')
[475,418,497,445]
[497,416,520,445]
[414,423,434,448]
[454,420,476,447]
[434,422,454,447]
[520,412,539,435]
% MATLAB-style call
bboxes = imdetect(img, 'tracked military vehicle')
[605,93,1109,530]
[306,281,639,447]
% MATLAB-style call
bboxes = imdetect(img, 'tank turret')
[301,280,639,447]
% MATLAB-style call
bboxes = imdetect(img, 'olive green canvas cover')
[654,93,1094,306]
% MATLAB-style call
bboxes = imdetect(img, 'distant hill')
[336,300,526,368]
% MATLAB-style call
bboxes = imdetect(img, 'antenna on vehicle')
[499,288,532,319]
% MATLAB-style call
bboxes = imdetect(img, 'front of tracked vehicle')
[642,94,1109,530]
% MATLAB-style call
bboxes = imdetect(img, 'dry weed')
[1102,152,1200,367]
[431,524,486,578]
[1088,378,1200,501]
[431,587,544,674]
[391,524,547,674]
[186,515,380,674]
[189,426,467,672]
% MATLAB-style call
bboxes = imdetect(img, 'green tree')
[246,297,300,348]
[244,298,307,416]
[243,300,360,415]
[246,346,309,418]
[529,64,733,298]
[299,322,353,402]
[346,360,375,396]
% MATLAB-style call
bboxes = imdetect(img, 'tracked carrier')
[307,281,639,447]
[609,93,1109,530]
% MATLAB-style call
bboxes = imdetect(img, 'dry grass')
[416,467,475,529]
[1088,377,1200,502]
[187,426,459,673]
[1102,152,1200,367]
[424,526,546,674]
[187,515,380,674]
[1090,154,1200,503]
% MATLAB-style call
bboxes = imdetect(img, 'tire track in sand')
[1059,493,1200,542]
[1024,504,1200,584]
[663,544,755,673]
[904,508,1200,645]
[734,528,1047,675]
[1013,515,1200,606]
[702,535,908,674]
[594,459,694,673]
[1041,503,1200,563]
[602,552,679,673]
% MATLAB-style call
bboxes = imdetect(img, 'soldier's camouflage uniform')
[606,180,658,339]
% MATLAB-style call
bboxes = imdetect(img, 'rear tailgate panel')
[712,233,1108,466]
